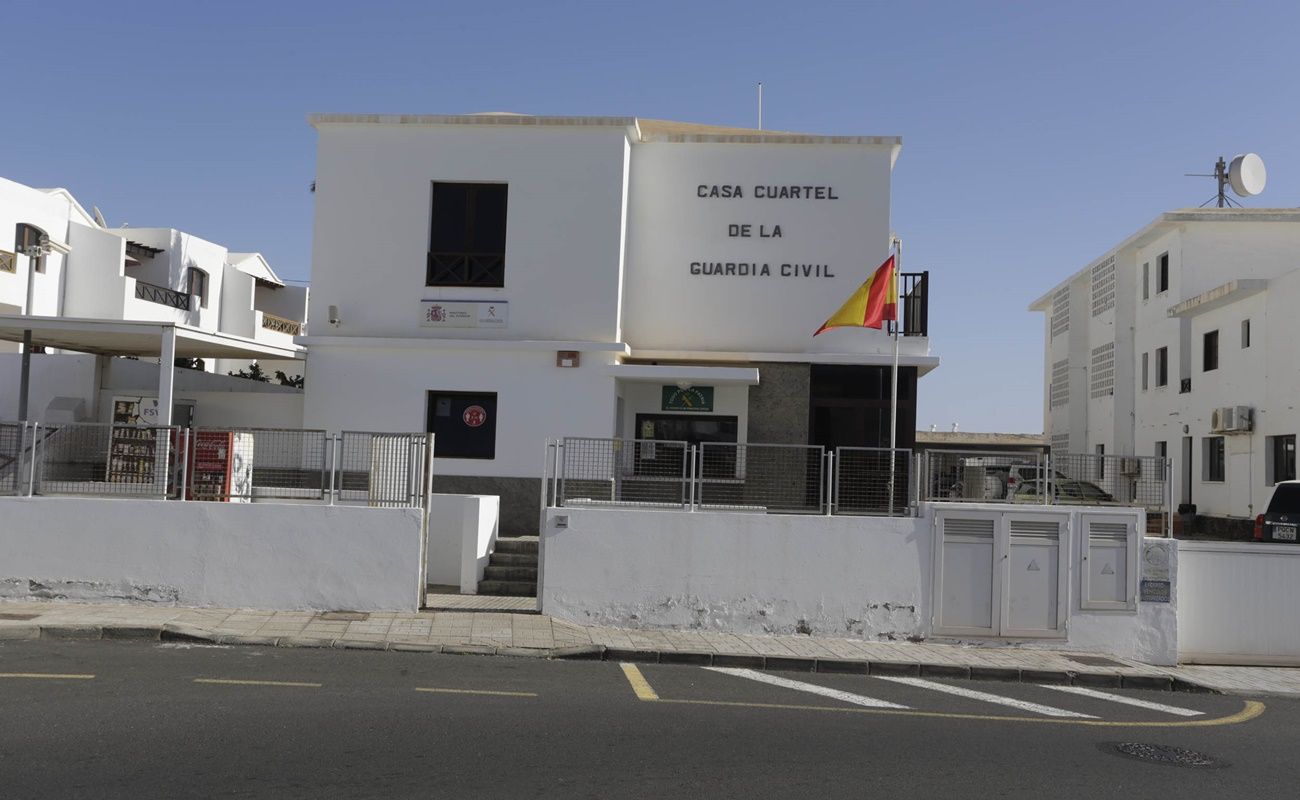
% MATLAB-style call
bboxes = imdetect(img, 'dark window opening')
[427,182,507,287]
[425,391,497,459]
[1203,437,1225,482]
[1270,435,1296,484]
[1156,252,1169,293]
[1242,319,1251,348]
[1203,330,1219,372]
[1155,347,1168,387]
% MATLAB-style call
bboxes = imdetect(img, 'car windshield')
[1267,483,1300,514]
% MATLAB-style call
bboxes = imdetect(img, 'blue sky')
[4,1,1298,432]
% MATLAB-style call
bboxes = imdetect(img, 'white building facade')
[304,114,936,533]
[0,176,308,425]
[1030,209,1300,526]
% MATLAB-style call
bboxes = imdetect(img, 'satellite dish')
[1228,153,1267,197]
[92,206,108,227]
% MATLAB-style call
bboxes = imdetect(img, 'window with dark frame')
[425,391,497,459]
[1141,352,1148,390]
[1156,252,1169,293]
[1155,346,1168,387]
[1155,440,1167,460]
[1203,330,1219,372]
[1142,262,1149,300]
[427,182,507,287]
[1095,443,1105,480]
[1242,319,1251,348]
[1270,435,1296,484]
[1203,437,1225,482]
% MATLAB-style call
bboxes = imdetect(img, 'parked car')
[946,461,1064,501]
[1255,480,1300,542]
[1009,478,1115,505]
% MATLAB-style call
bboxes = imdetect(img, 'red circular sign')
[463,405,487,428]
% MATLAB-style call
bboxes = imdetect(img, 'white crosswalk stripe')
[1039,685,1204,717]
[703,667,909,709]
[873,676,1096,718]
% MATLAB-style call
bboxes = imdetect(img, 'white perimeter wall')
[0,498,422,611]
[425,493,500,592]
[541,504,1176,663]
[1178,540,1300,666]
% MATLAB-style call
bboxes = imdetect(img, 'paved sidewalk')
[2,600,1295,696]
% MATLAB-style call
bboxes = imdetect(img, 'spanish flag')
[813,255,897,335]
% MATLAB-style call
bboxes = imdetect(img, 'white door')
[934,512,1001,636]
[933,510,1070,639]
[1002,516,1067,638]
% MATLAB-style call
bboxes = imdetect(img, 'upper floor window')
[1141,352,1149,390]
[1156,252,1169,293]
[427,182,507,288]
[15,223,48,273]
[1142,262,1149,300]
[1242,319,1251,348]
[1155,346,1168,387]
[187,267,209,308]
[1203,330,1219,372]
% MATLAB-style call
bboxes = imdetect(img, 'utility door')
[933,511,1002,637]
[933,509,1069,639]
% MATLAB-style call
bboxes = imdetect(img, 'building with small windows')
[303,114,937,533]
[1030,208,1300,526]
[0,176,308,427]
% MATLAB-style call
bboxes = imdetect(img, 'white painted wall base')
[1178,540,1300,666]
[0,497,422,611]
[424,494,499,593]
[540,503,1177,664]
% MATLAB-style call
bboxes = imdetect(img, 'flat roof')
[307,113,901,146]
[1029,207,1300,311]
[0,315,303,360]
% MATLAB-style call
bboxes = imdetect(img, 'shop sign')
[421,300,508,329]
[661,386,714,412]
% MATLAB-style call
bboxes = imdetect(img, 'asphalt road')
[0,639,1295,799]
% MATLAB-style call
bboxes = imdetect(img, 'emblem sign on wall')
[463,405,488,428]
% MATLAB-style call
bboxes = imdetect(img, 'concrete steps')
[477,536,538,597]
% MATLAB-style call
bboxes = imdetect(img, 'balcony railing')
[895,271,929,337]
[426,252,505,287]
[134,280,191,311]
[261,312,303,336]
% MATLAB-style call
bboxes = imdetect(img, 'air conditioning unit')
[1209,407,1231,433]
[1119,457,1141,477]
[1228,405,1255,433]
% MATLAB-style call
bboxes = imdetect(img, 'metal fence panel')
[834,447,912,515]
[0,422,28,496]
[31,422,176,497]
[1050,453,1169,511]
[337,431,426,507]
[189,428,328,502]
[558,437,691,508]
[920,450,1047,504]
[698,442,825,514]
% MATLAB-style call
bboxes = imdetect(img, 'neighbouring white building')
[304,113,937,533]
[0,176,308,426]
[1030,208,1300,526]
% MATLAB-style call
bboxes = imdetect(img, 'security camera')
[328,304,340,326]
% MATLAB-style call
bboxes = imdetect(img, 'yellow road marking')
[415,687,537,698]
[193,678,321,688]
[620,663,660,701]
[652,697,1265,728]
[0,672,95,680]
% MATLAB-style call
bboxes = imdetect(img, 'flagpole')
[888,236,901,515]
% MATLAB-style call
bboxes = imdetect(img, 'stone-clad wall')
[746,363,810,445]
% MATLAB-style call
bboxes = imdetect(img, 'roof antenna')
[1186,153,1267,208]
[757,82,763,130]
